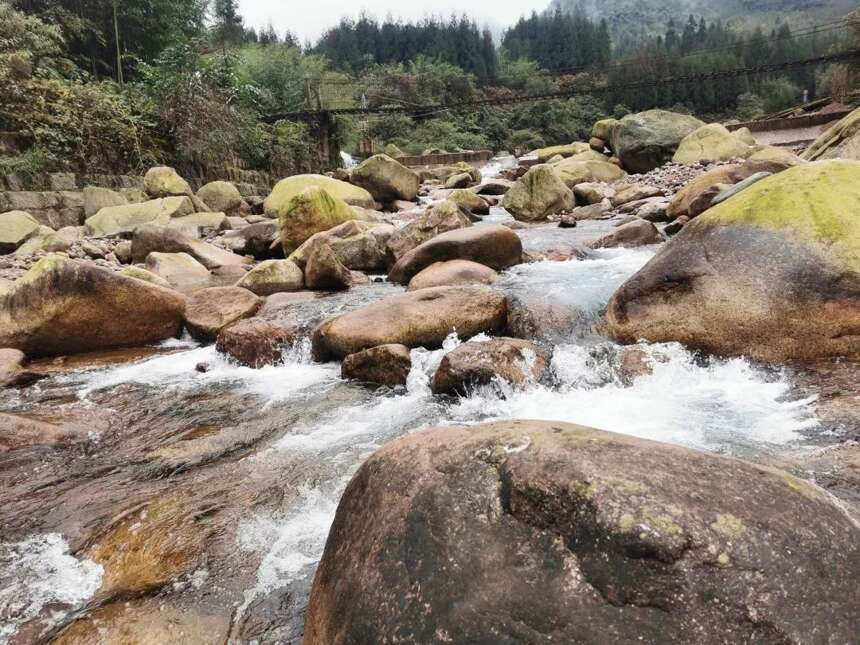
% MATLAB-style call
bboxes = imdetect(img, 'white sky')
[237,0,549,44]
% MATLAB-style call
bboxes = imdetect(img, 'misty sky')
[237,0,549,44]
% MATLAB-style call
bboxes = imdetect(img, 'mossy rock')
[611,109,706,173]
[531,142,591,163]
[803,106,860,162]
[591,118,620,143]
[265,174,375,214]
[305,419,860,644]
[552,158,626,188]
[279,186,358,255]
[0,210,41,253]
[502,164,575,222]
[672,124,754,165]
[235,259,304,296]
[606,159,860,362]
[448,189,489,215]
[0,256,185,356]
[197,181,243,214]
[144,166,192,198]
[349,154,420,203]
[84,197,194,237]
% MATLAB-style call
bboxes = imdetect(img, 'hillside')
[550,0,857,49]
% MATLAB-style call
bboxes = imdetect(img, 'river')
[0,159,846,643]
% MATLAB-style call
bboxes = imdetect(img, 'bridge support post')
[306,111,339,170]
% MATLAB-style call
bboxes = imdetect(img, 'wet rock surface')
[305,420,860,645]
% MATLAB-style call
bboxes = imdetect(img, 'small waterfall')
[339,150,357,169]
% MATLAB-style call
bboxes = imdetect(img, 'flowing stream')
[0,159,846,643]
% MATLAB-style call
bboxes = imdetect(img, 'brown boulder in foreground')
[305,420,860,645]
[0,256,185,357]
[312,286,507,361]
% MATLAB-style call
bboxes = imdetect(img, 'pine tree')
[212,0,245,46]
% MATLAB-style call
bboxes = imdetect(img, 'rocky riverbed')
[1,108,859,643]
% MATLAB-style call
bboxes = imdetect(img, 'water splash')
[74,340,339,406]
[448,342,818,452]
[0,534,103,643]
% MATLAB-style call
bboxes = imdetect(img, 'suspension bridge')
[266,40,860,166]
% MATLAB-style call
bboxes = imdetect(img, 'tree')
[212,0,245,46]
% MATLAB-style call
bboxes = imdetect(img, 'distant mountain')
[550,0,856,50]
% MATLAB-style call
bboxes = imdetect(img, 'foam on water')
[0,534,103,643]
[500,246,658,314]
[233,336,467,616]
[479,155,517,179]
[448,342,818,451]
[74,340,339,406]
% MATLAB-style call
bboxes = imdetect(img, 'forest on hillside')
[0,0,857,181]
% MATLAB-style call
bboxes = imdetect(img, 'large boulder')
[502,165,575,221]
[288,220,392,272]
[408,260,498,291]
[802,106,860,161]
[235,259,304,296]
[183,286,263,340]
[196,180,243,214]
[610,109,706,173]
[277,187,358,255]
[0,256,185,356]
[386,200,472,261]
[264,174,375,214]
[305,419,860,645]
[131,225,250,269]
[143,166,192,198]
[341,344,412,387]
[84,197,194,237]
[0,210,41,253]
[606,160,860,362]
[431,337,549,395]
[312,286,507,361]
[388,224,522,285]
[349,154,420,202]
[672,123,754,165]
[551,158,626,189]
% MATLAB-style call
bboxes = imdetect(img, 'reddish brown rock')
[312,286,507,361]
[341,344,412,386]
[183,286,263,340]
[408,260,498,291]
[388,224,522,285]
[431,337,550,395]
[305,420,860,645]
[215,318,298,367]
